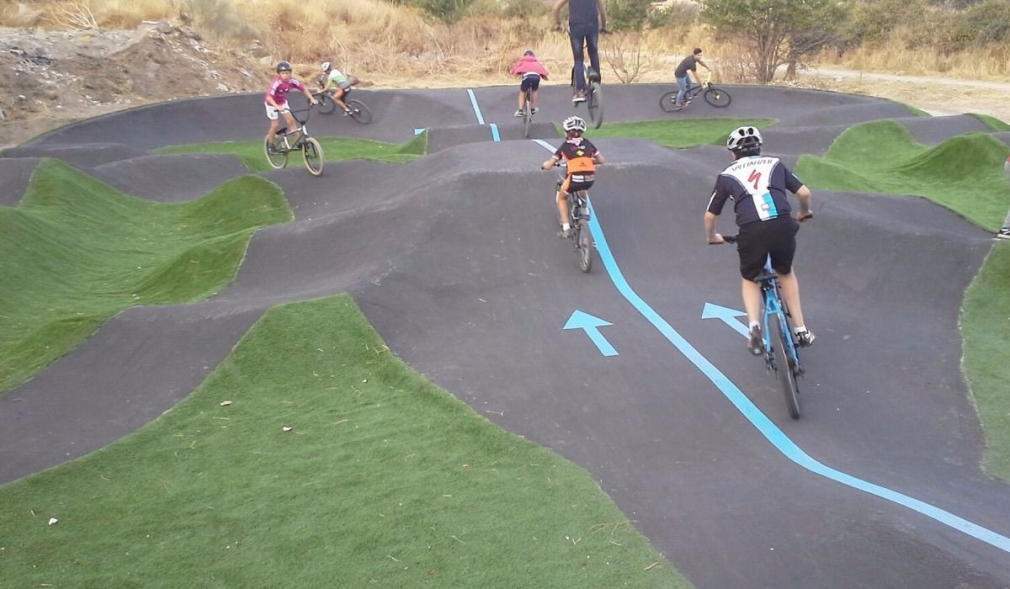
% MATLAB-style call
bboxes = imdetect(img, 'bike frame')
[758,262,800,369]
[276,109,312,152]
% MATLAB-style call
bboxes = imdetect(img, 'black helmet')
[523,49,535,57]
[276,61,292,73]
[726,126,762,152]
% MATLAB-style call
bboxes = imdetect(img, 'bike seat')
[754,271,777,283]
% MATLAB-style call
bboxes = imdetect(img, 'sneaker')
[266,145,277,155]
[572,92,587,104]
[514,109,524,117]
[794,328,816,347]
[342,109,351,116]
[747,325,763,356]
[558,228,571,239]
[996,228,1010,240]
[531,107,539,115]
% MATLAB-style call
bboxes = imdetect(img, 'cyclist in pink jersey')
[265,61,317,151]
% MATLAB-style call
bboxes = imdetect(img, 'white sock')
[749,321,759,331]
[794,325,807,334]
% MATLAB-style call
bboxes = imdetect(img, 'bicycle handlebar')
[710,213,813,245]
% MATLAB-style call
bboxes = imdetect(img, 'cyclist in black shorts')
[704,126,815,355]
[542,116,605,238]
[552,0,608,103]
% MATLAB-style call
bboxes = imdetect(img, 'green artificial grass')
[973,113,1010,132]
[584,118,776,148]
[962,243,1010,480]
[795,120,1010,231]
[0,294,693,589]
[156,132,428,171]
[0,159,292,393]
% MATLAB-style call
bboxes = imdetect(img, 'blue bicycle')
[723,235,803,419]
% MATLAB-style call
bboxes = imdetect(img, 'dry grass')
[3,0,1006,85]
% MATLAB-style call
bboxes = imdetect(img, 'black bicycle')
[313,88,372,124]
[264,107,324,176]
[554,172,593,273]
[721,234,806,419]
[571,65,603,129]
[660,73,732,113]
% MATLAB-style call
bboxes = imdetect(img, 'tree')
[700,0,848,83]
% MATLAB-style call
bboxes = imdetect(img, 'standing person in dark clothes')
[552,0,608,104]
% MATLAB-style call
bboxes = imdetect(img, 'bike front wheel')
[587,82,603,128]
[704,87,732,108]
[771,315,801,419]
[302,137,324,176]
[316,92,337,115]
[346,99,372,124]
[264,137,288,169]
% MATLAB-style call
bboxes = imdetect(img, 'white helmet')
[320,61,331,72]
[562,116,587,133]
[726,126,763,152]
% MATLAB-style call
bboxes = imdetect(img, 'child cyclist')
[265,61,317,151]
[541,116,605,238]
[319,61,358,116]
[511,50,549,118]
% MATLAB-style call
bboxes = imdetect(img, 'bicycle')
[659,72,732,113]
[521,84,535,138]
[719,234,808,419]
[264,107,325,177]
[312,87,372,124]
[553,168,593,273]
[571,64,603,129]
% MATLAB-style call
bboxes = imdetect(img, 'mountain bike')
[660,72,732,113]
[571,65,603,129]
[312,88,372,124]
[720,234,806,419]
[554,171,593,273]
[264,107,324,176]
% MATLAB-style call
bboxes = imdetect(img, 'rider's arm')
[295,81,318,105]
[597,0,608,30]
[542,155,560,170]
[592,152,605,165]
[704,211,724,244]
[793,185,812,219]
[552,0,569,29]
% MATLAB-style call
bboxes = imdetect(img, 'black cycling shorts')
[736,216,799,281]
[520,75,541,92]
[560,176,593,195]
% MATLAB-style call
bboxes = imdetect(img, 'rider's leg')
[777,271,808,332]
[334,88,349,112]
[265,104,280,144]
[569,26,588,97]
[675,75,689,106]
[741,278,762,328]
[530,77,540,111]
[585,25,601,82]
[557,181,572,234]
[283,111,300,145]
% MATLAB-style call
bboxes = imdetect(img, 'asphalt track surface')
[2,83,1010,588]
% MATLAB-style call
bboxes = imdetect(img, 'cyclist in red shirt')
[541,116,605,238]
[264,61,317,151]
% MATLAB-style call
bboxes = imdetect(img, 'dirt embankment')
[0,22,270,147]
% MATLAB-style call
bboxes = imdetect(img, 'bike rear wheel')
[523,95,532,139]
[302,137,324,176]
[264,136,289,169]
[587,82,603,128]
[771,315,801,419]
[576,219,593,272]
[316,92,337,114]
[704,87,732,108]
[347,99,372,124]
[659,91,681,113]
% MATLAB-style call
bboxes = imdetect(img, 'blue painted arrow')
[563,311,618,357]
[414,128,426,135]
[701,303,749,338]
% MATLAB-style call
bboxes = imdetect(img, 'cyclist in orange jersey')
[541,116,605,238]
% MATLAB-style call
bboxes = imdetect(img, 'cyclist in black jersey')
[542,116,605,238]
[552,0,608,104]
[704,126,815,355]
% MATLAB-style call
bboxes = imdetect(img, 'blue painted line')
[490,123,500,142]
[533,139,555,151]
[583,199,1010,553]
[701,303,749,338]
[414,128,426,136]
[466,89,485,125]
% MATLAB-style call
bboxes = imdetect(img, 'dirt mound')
[0,22,268,147]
